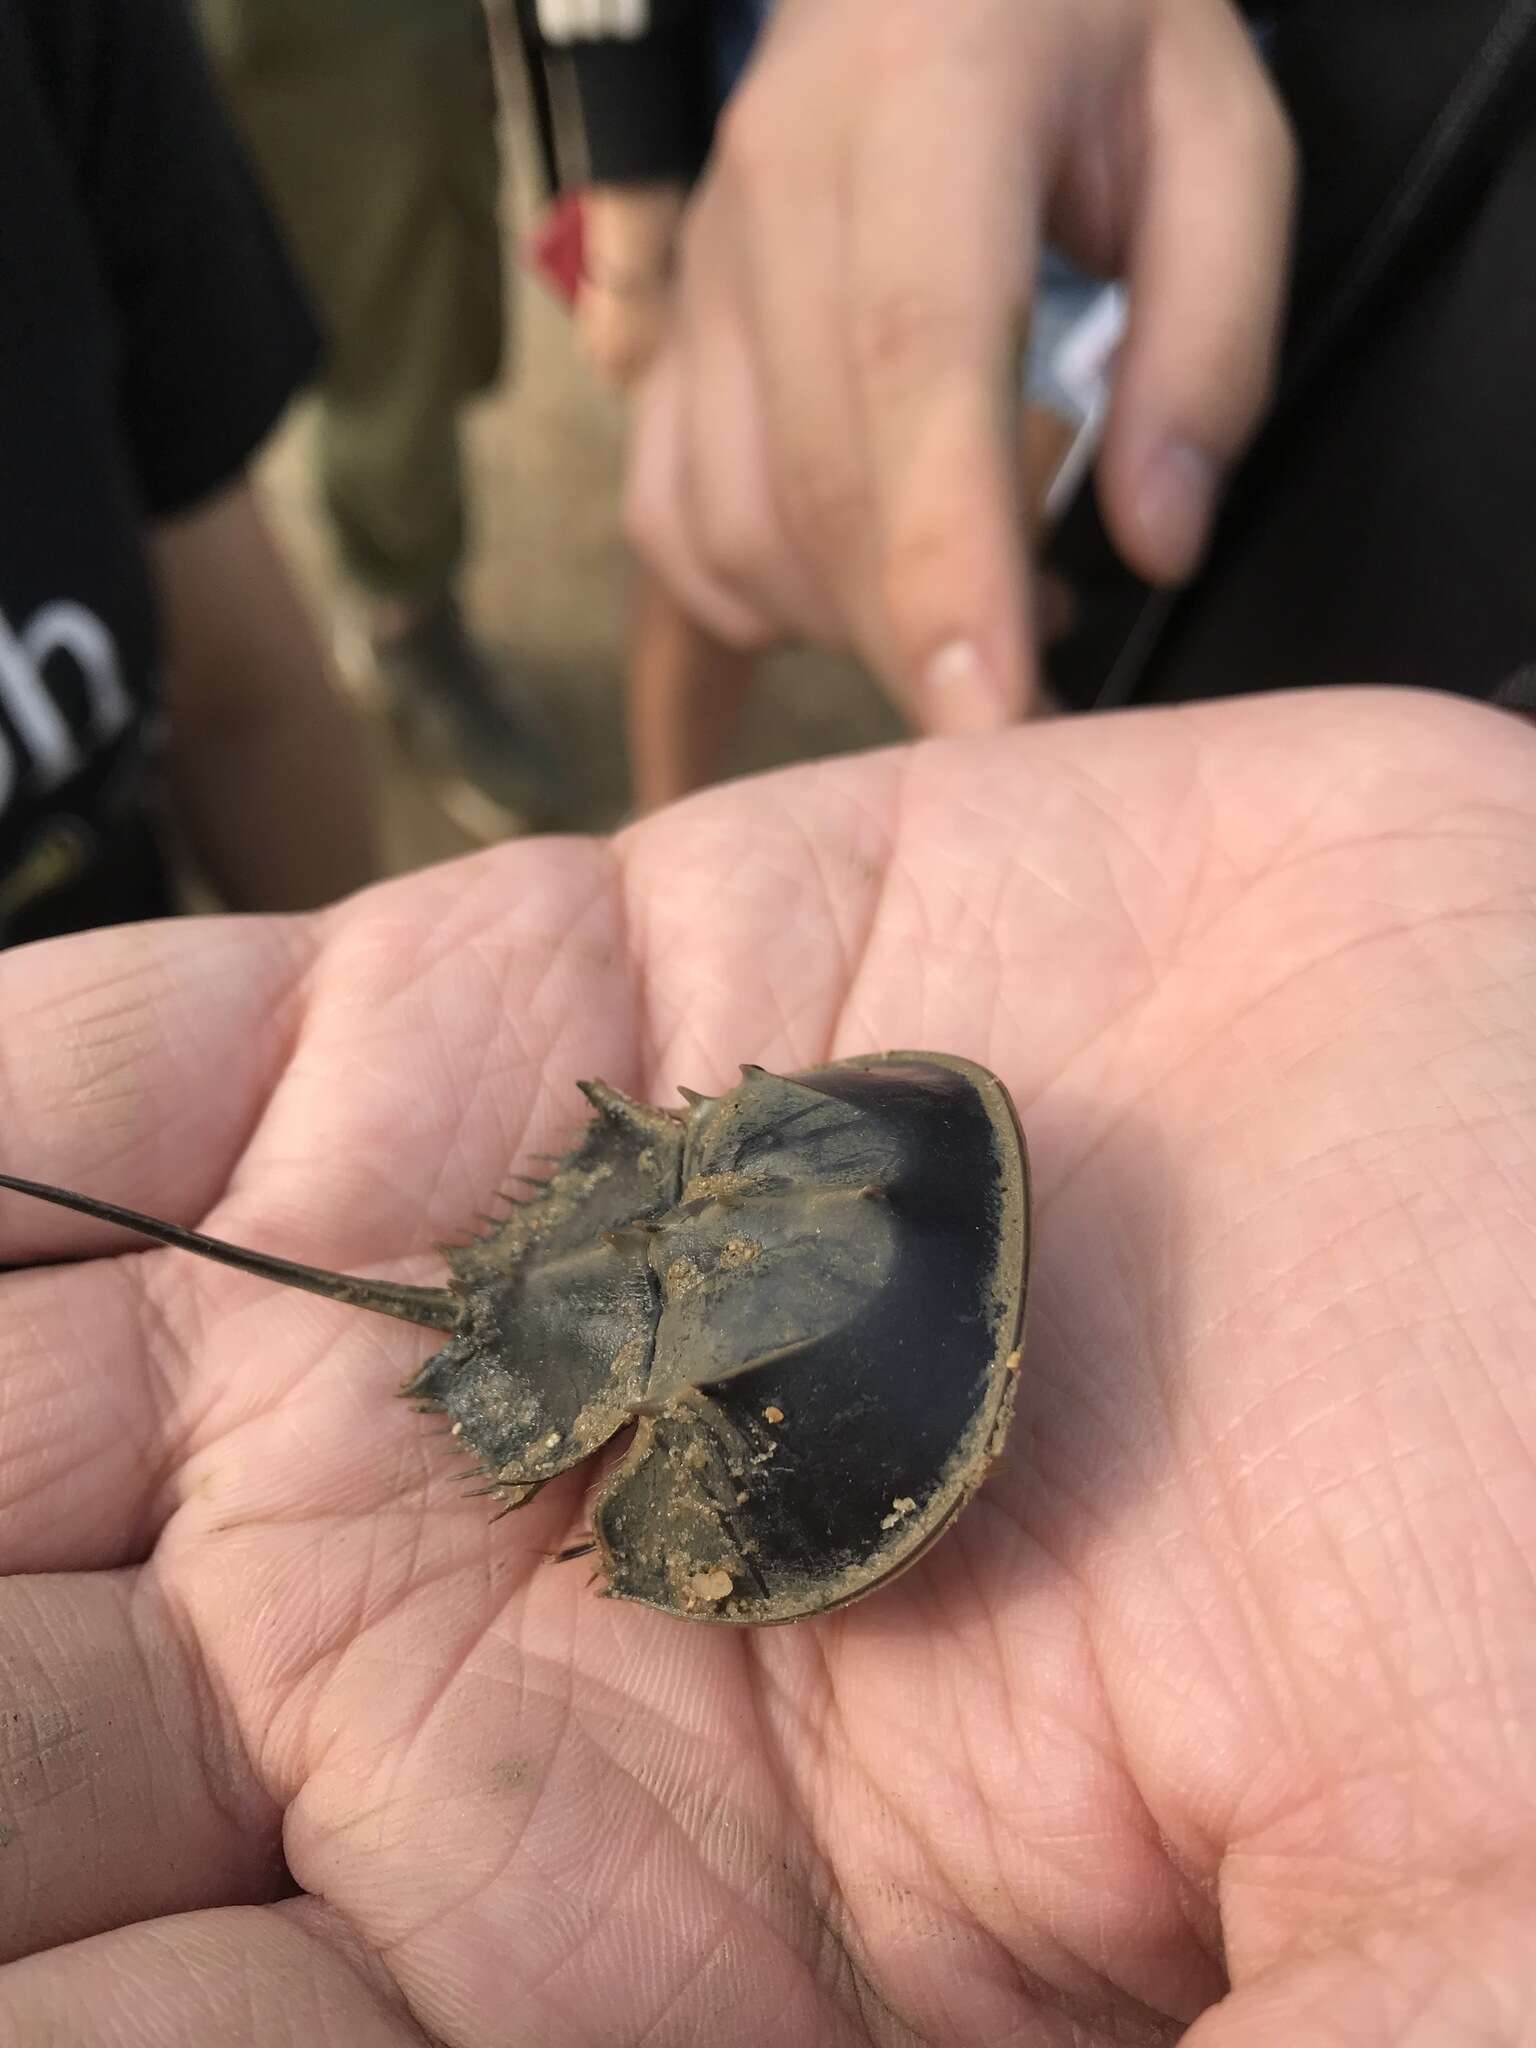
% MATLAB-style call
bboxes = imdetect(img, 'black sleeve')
[22,0,321,521]
[536,0,714,186]
[571,28,715,184]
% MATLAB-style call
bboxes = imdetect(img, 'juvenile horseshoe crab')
[0,1051,1029,1624]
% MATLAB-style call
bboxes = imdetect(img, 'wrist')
[584,182,686,283]
[583,261,672,300]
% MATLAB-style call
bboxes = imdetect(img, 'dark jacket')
[1051,0,1536,711]
[532,0,715,185]
[0,0,317,943]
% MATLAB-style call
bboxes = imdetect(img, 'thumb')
[1186,1876,1536,2047]
[1098,4,1296,587]
[843,40,1042,735]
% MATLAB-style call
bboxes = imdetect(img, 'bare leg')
[625,568,757,813]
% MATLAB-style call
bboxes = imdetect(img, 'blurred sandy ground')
[255,19,901,876]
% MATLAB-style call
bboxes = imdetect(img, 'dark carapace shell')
[0,1052,1029,1625]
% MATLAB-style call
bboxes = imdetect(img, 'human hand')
[578,184,685,389]
[626,0,1295,734]
[2,689,1534,2043]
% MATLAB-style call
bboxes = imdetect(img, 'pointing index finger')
[847,18,1041,733]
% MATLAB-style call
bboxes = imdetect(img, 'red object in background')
[525,190,587,310]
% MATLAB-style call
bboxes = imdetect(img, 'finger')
[846,13,1039,731]
[0,916,312,1266]
[712,81,899,683]
[626,344,776,649]
[674,206,846,648]
[0,1898,423,2047]
[218,834,641,1267]
[0,1261,178,1570]
[1098,3,1297,585]
[0,1568,283,1963]
[616,738,904,1082]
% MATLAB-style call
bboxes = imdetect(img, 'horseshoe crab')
[0,1051,1029,1624]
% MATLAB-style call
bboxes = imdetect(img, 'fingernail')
[920,640,1007,736]
[1135,440,1219,583]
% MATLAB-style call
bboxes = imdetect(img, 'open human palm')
[2,691,1533,2045]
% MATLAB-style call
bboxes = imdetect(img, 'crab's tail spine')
[0,1173,462,1333]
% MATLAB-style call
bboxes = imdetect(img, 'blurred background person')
[0,0,375,948]
[197,0,561,833]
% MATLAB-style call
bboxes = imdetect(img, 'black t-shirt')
[1048,0,1536,713]
[0,0,318,946]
